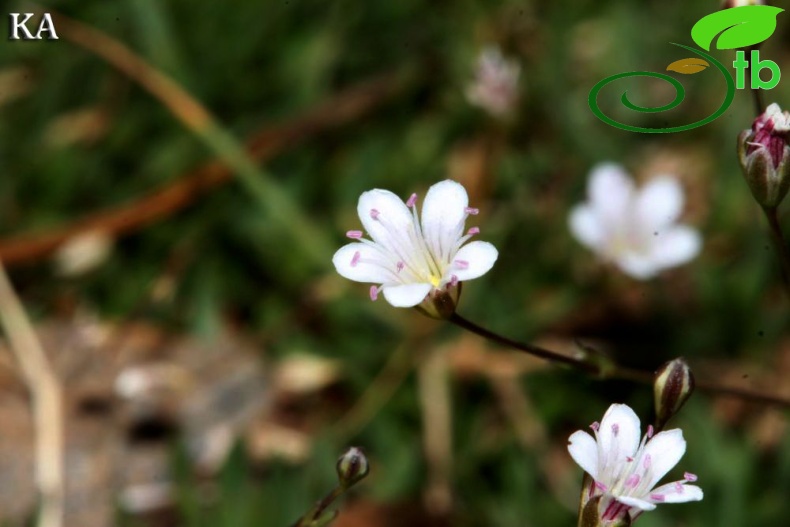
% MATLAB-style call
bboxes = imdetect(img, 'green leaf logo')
[691,5,784,51]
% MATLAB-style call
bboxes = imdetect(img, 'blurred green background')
[1,0,789,526]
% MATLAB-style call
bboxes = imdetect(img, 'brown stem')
[449,313,790,408]
[751,87,765,117]
[0,70,408,266]
[693,378,789,408]
[292,486,344,527]
[448,312,599,374]
[762,205,790,300]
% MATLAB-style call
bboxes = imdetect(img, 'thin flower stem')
[761,205,790,299]
[448,313,599,374]
[449,312,790,408]
[752,87,765,117]
[692,378,790,408]
[292,486,344,527]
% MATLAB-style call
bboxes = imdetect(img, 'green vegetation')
[1,1,788,526]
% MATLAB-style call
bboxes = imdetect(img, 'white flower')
[569,163,701,279]
[465,46,520,117]
[568,403,703,524]
[332,180,498,308]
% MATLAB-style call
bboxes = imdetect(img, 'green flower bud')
[653,357,695,431]
[336,447,369,489]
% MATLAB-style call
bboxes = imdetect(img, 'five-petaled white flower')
[333,180,498,308]
[465,46,521,117]
[569,163,701,279]
[568,403,703,524]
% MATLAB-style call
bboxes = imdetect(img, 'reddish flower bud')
[653,358,695,431]
[738,103,790,208]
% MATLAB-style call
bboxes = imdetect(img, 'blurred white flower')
[568,403,703,524]
[333,180,498,308]
[53,230,114,277]
[273,353,340,395]
[569,163,701,279]
[118,482,173,514]
[465,46,520,117]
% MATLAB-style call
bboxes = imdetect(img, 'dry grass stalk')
[0,264,64,527]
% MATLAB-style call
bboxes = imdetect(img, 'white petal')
[616,253,660,280]
[641,429,686,489]
[381,283,432,307]
[650,482,704,504]
[598,404,642,466]
[421,180,469,263]
[617,495,657,511]
[568,430,600,481]
[450,241,498,281]
[635,176,684,230]
[649,226,701,269]
[587,163,635,225]
[569,205,605,249]
[358,189,418,254]
[332,243,394,284]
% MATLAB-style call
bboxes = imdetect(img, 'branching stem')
[449,312,790,408]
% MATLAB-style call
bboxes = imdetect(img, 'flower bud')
[336,447,369,489]
[653,358,695,431]
[737,103,790,208]
[414,283,461,320]
[721,0,764,8]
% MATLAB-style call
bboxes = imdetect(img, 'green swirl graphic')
[588,43,735,133]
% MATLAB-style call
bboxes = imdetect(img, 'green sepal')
[579,495,603,527]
